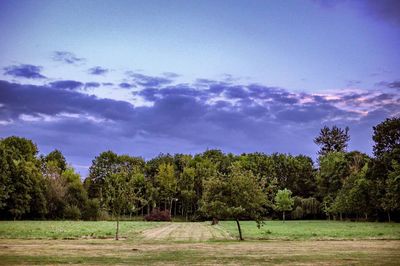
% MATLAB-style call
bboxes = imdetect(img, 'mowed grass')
[1,221,400,265]
[220,220,400,240]
[0,239,399,265]
[0,220,164,239]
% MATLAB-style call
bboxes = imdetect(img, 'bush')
[82,198,100,221]
[98,210,110,221]
[144,208,171,221]
[291,206,304,220]
[63,205,81,220]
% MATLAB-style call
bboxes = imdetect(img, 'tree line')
[1,117,399,225]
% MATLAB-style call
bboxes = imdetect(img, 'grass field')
[0,220,163,239]
[0,220,400,265]
[220,220,400,240]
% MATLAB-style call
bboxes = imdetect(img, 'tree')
[200,163,265,240]
[155,163,177,212]
[103,171,137,240]
[317,152,348,199]
[314,126,350,156]
[373,117,400,159]
[381,160,400,222]
[43,149,67,172]
[274,188,294,222]
[87,151,120,199]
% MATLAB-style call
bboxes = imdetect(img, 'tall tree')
[381,160,400,222]
[373,117,400,159]
[156,163,177,212]
[314,126,350,156]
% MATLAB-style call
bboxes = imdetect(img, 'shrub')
[82,198,100,221]
[144,208,171,221]
[291,206,304,220]
[64,205,81,220]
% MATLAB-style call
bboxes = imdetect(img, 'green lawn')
[1,220,400,265]
[0,220,163,239]
[220,220,400,240]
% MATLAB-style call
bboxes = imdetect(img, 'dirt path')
[140,222,233,241]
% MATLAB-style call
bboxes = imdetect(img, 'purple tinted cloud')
[3,64,46,79]
[88,66,109,75]
[1,77,399,175]
[50,80,83,90]
[119,82,135,89]
[127,72,173,87]
[52,51,85,64]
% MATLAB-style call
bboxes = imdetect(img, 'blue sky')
[0,0,399,175]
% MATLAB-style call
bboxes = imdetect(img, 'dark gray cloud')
[1,78,399,176]
[3,64,46,79]
[88,66,109,75]
[50,80,83,90]
[52,51,85,64]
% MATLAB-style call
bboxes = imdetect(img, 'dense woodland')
[1,117,399,223]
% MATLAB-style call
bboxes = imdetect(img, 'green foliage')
[82,198,101,221]
[314,125,350,156]
[0,116,399,222]
[381,160,400,221]
[64,205,81,220]
[200,163,266,239]
[317,152,348,198]
[274,188,294,221]
[373,116,400,159]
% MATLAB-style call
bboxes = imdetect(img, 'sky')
[0,0,399,175]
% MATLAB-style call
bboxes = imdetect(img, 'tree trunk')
[340,212,342,221]
[388,212,391,223]
[236,218,243,241]
[174,200,177,216]
[283,211,285,222]
[115,216,120,240]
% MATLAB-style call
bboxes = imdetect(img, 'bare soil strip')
[140,222,233,241]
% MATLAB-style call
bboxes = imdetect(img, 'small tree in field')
[103,171,136,240]
[274,188,294,222]
[200,163,265,240]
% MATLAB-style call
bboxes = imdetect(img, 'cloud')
[1,78,399,176]
[85,82,100,89]
[3,64,46,79]
[376,80,400,89]
[119,82,135,89]
[49,80,83,90]
[312,0,400,26]
[162,72,180,78]
[52,51,85,64]
[362,0,400,25]
[126,72,173,87]
[88,66,109,75]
